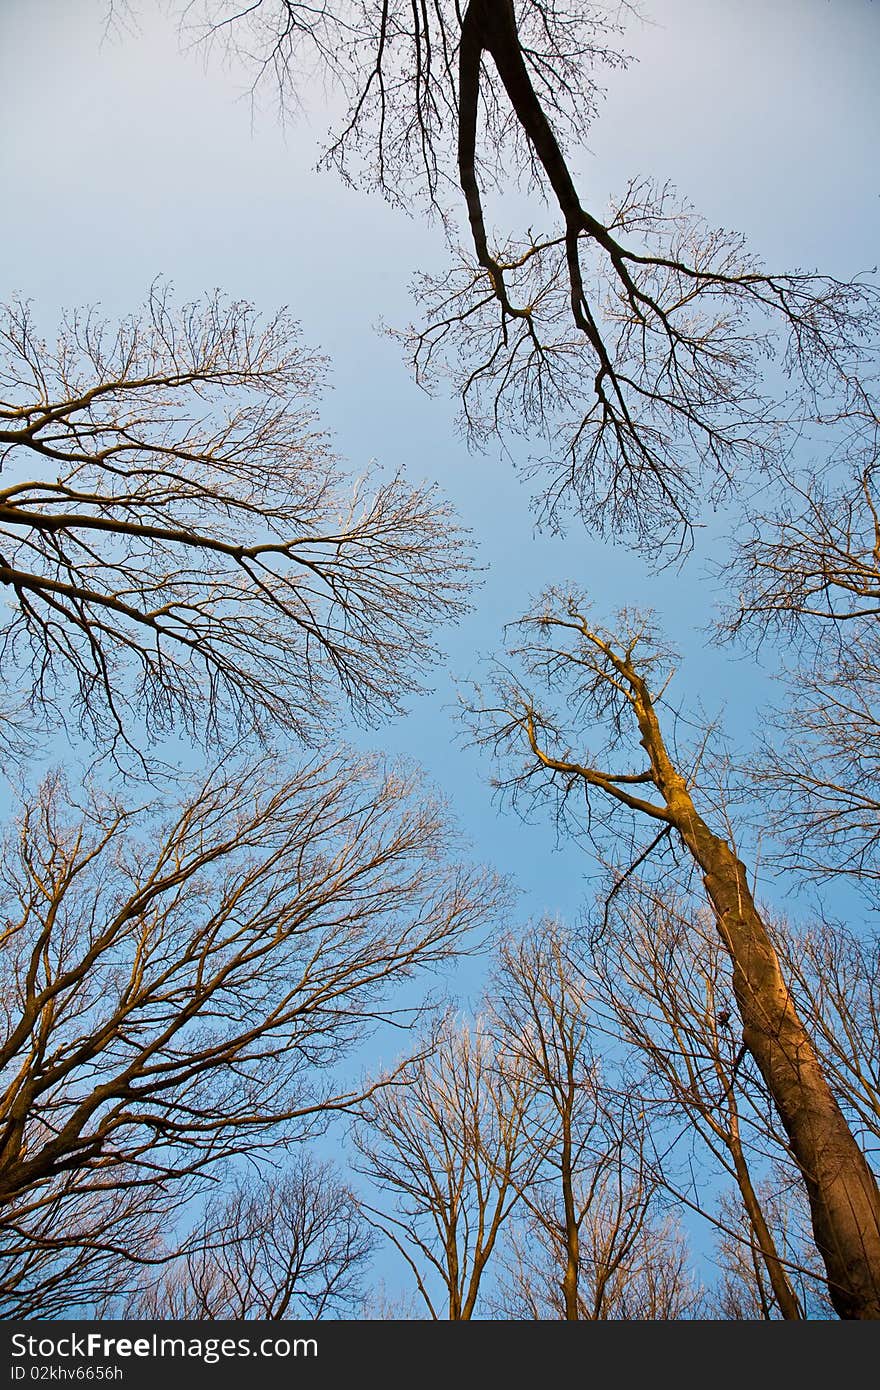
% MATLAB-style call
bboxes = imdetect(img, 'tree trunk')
[635,688,880,1319]
[560,1119,580,1319]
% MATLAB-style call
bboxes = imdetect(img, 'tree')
[721,464,880,891]
[128,1155,373,1319]
[353,1014,534,1319]
[355,924,703,1320]
[0,1181,170,1320]
[488,922,600,1319]
[187,0,879,545]
[487,921,703,1320]
[709,1177,833,1321]
[589,883,813,1320]
[495,1197,701,1321]
[468,589,880,1318]
[0,751,501,1315]
[778,917,880,1165]
[0,286,472,760]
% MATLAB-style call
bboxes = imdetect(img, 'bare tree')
[724,466,880,649]
[778,917,880,1164]
[0,286,472,760]
[0,751,501,1315]
[128,1155,373,1319]
[589,884,812,1320]
[0,1180,172,1320]
[185,1,879,544]
[720,465,880,889]
[353,1015,535,1319]
[467,588,880,1318]
[486,921,703,1320]
[488,922,599,1319]
[709,1175,834,1321]
[496,1198,702,1321]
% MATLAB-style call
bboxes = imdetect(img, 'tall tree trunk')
[633,684,880,1319]
[560,1117,580,1319]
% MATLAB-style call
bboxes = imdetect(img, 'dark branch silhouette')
[190,1,879,545]
[0,285,473,761]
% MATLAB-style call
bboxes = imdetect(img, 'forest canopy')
[1,0,879,1322]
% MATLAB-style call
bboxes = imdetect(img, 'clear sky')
[2,0,879,1305]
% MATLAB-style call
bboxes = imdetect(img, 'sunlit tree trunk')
[620,655,880,1318]
[503,604,880,1318]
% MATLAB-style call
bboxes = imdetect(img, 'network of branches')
[0,752,500,1316]
[2,0,879,1323]
[186,0,879,548]
[0,285,473,761]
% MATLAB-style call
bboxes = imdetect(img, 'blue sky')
[2,0,879,1306]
